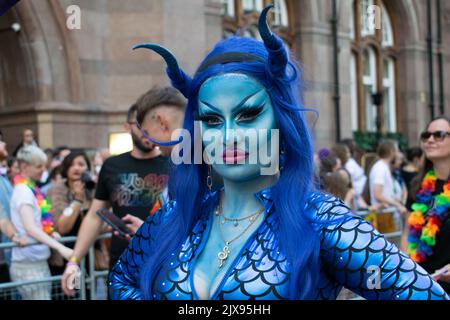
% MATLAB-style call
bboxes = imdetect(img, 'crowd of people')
[316,139,418,231]
[0,130,110,299]
[106,6,448,300]
[0,5,449,301]
[316,117,450,294]
[0,86,187,300]
[1,96,449,300]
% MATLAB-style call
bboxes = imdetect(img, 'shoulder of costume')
[304,191,355,225]
[148,199,177,226]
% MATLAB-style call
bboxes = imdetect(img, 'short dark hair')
[376,139,397,159]
[340,138,356,156]
[322,171,349,200]
[332,144,350,165]
[405,147,423,162]
[135,86,185,125]
[127,104,138,123]
[53,146,70,158]
[48,165,63,181]
[319,154,339,174]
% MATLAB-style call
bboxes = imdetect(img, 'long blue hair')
[138,6,327,299]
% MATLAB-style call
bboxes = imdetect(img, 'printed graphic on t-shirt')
[111,173,169,207]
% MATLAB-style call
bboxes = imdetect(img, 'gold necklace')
[216,202,264,268]
[215,203,264,227]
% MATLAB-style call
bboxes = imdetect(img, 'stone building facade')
[0,0,449,152]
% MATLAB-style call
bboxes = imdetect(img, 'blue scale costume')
[108,5,448,300]
[108,188,448,300]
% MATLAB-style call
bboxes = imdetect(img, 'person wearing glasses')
[61,88,186,298]
[406,116,450,294]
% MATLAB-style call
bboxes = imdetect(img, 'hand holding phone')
[96,209,133,238]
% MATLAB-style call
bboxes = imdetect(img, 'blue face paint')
[198,73,279,181]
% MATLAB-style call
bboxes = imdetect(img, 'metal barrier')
[337,206,405,300]
[0,233,111,300]
[355,206,404,241]
[0,208,405,301]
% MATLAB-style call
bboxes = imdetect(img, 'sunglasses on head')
[420,130,450,142]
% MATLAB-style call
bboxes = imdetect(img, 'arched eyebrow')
[199,88,264,114]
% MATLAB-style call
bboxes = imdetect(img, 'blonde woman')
[9,146,73,300]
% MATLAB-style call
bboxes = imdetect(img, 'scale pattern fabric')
[108,189,449,300]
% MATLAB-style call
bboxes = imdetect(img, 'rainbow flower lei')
[407,170,450,263]
[13,175,55,235]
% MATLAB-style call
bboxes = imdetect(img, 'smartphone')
[96,208,133,237]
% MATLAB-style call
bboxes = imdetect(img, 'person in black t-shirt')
[405,116,450,294]
[61,87,186,298]
[95,151,170,264]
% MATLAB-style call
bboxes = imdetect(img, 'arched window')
[381,3,393,47]
[360,0,376,37]
[350,0,398,133]
[221,0,293,47]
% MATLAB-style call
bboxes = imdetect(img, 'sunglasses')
[420,130,450,142]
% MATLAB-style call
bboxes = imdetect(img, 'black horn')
[133,43,192,98]
[258,5,288,77]
[132,43,187,146]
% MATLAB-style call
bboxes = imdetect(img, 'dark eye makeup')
[235,103,265,122]
[197,100,266,126]
[197,113,223,126]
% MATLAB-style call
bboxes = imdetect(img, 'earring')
[207,165,212,192]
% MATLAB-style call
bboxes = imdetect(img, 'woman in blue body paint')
[108,5,448,300]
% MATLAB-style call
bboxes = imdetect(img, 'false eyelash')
[197,114,223,125]
[236,104,265,121]
[197,114,220,121]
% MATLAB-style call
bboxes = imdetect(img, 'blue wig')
[138,5,325,299]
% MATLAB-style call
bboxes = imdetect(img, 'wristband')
[69,256,80,264]
[67,261,79,267]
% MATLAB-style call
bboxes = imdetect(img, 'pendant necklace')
[215,202,264,268]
